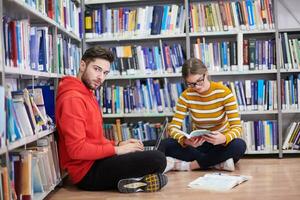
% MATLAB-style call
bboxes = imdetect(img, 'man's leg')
[77,150,166,191]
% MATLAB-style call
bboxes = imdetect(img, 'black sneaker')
[117,173,168,193]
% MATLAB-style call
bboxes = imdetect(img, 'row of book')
[85,0,275,38]
[185,39,279,75]
[281,74,300,110]
[3,18,54,72]
[9,135,61,200]
[242,38,276,70]
[190,0,274,33]
[193,38,238,72]
[21,0,81,37]
[2,17,81,76]
[97,77,278,115]
[280,33,300,70]
[223,79,278,111]
[6,84,54,144]
[283,122,300,150]
[109,43,185,76]
[106,37,277,77]
[57,35,81,76]
[104,119,168,142]
[96,79,184,114]
[85,4,186,38]
[103,118,279,152]
[242,120,278,152]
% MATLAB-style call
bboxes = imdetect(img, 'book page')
[188,173,251,191]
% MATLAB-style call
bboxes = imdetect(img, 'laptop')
[144,119,168,151]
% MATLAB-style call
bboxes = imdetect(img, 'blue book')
[245,0,255,28]
[123,88,129,113]
[176,83,183,96]
[142,48,151,71]
[6,97,22,142]
[38,29,47,72]
[129,86,135,112]
[153,46,162,71]
[135,80,142,111]
[289,75,295,106]
[28,85,55,121]
[16,21,22,67]
[161,5,169,33]
[221,41,228,71]
[257,80,265,110]
[151,5,164,35]
[153,80,163,112]
[167,82,175,109]
[146,78,154,110]
[148,48,156,71]
[177,44,185,66]
[254,121,259,150]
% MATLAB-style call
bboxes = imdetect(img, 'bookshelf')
[0,0,82,199]
[82,0,300,157]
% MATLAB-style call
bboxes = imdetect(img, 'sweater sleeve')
[223,86,242,145]
[59,97,115,160]
[168,91,189,146]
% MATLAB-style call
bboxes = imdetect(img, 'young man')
[55,46,167,193]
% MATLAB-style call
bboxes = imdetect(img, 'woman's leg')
[159,138,202,162]
[159,138,246,170]
[77,150,166,191]
[196,138,247,169]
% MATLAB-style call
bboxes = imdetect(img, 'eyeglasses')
[186,74,206,88]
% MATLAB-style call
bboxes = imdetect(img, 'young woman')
[160,58,246,172]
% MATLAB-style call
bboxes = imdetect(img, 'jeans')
[159,138,246,169]
[77,150,166,191]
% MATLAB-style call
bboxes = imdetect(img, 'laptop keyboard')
[144,146,155,151]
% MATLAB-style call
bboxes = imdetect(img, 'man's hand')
[118,138,144,146]
[184,136,205,148]
[115,139,144,155]
[202,131,226,145]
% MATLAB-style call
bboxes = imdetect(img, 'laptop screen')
[153,119,168,150]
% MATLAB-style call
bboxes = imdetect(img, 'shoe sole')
[118,173,168,193]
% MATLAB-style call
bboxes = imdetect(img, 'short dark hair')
[81,46,114,65]
[182,58,208,79]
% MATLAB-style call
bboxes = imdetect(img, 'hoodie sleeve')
[58,97,116,160]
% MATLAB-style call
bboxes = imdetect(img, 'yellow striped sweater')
[168,81,242,146]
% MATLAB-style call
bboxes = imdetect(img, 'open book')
[176,129,213,139]
[188,173,251,191]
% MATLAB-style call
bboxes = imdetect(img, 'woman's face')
[185,73,210,93]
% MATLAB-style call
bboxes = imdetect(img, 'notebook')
[144,119,168,151]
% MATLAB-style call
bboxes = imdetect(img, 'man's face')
[80,58,110,90]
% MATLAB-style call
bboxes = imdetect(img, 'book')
[177,129,213,139]
[188,173,251,191]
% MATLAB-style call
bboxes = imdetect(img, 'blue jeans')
[158,138,246,169]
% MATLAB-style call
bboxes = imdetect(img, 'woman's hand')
[184,136,205,148]
[202,131,226,145]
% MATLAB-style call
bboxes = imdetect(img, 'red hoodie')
[55,76,116,184]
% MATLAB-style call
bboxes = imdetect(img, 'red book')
[9,20,17,67]
[47,0,54,19]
